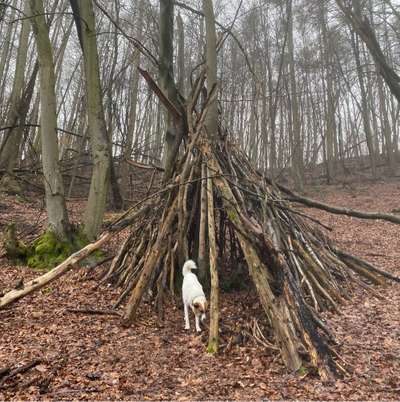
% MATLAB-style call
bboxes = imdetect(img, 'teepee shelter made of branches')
[98,70,399,380]
[1,69,399,381]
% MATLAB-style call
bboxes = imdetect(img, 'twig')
[334,248,400,283]
[66,308,122,317]
[281,205,333,231]
[0,359,42,388]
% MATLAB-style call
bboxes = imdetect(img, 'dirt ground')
[0,179,400,400]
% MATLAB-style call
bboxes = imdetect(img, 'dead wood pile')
[99,73,397,380]
[1,71,399,381]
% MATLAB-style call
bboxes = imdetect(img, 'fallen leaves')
[1,182,400,399]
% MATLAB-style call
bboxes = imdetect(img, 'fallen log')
[0,206,149,310]
[0,233,111,310]
[279,185,400,225]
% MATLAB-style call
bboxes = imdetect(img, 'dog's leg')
[184,303,190,330]
[195,314,201,332]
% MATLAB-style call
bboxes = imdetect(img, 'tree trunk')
[177,12,186,95]
[350,30,377,179]
[29,0,71,240]
[70,0,111,240]
[159,0,182,182]
[202,0,218,142]
[0,2,34,185]
[286,0,304,190]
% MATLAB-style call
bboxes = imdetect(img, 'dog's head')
[193,298,208,321]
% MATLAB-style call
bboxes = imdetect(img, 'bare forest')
[0,0,400,399]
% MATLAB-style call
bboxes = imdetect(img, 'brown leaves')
[1,182,400,399]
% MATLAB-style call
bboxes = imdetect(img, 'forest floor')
[0,178,400,400]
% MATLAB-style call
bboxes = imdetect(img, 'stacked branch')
[1,69,398,379]
[101,75,396,380]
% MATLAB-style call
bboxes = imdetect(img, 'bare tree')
[69,0,111,240]
[28,0,71,239]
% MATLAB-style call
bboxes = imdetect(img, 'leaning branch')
[0,233,111,310]
[279,185,400,225]
[0,207,149,310]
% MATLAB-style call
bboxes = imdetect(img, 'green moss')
[3,224,105,271]
[227,209,237,222]
[34,231,59,254]
[26,231,74,270]
[297,366,309,376]
[26,228,104,271]
[207,338,219,354]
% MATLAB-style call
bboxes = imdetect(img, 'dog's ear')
[193,302,200,309]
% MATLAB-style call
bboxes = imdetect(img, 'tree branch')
[279,184,400,225]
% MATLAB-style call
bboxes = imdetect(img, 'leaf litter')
[0,179,399,400]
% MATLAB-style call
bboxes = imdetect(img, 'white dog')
[182,260,208,332]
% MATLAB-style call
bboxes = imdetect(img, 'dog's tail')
[182,259,197,276]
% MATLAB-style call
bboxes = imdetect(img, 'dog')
[182,259,208,332]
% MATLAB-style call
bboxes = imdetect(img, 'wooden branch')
[66,308,121,317]
[0,359,42,388]
[0,367,10,379]
[0,233,111,310]
[282,206,333,231]
[206,164,219,354]
[138,67,182,122]
[279,185,400,225]
[0,205,150,309]
[333,248,400,283]
[0,123,124,148]
[122,198,178,326]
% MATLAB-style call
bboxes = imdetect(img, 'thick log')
[209,156,302,370]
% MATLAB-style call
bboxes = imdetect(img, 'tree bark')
[159,0,182,182]
[286,0,304,191]
[70,0,111,240]
[0,1,30,177]
[206,164,219,354]
[202,0,219,142]
[29,0,71,240]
